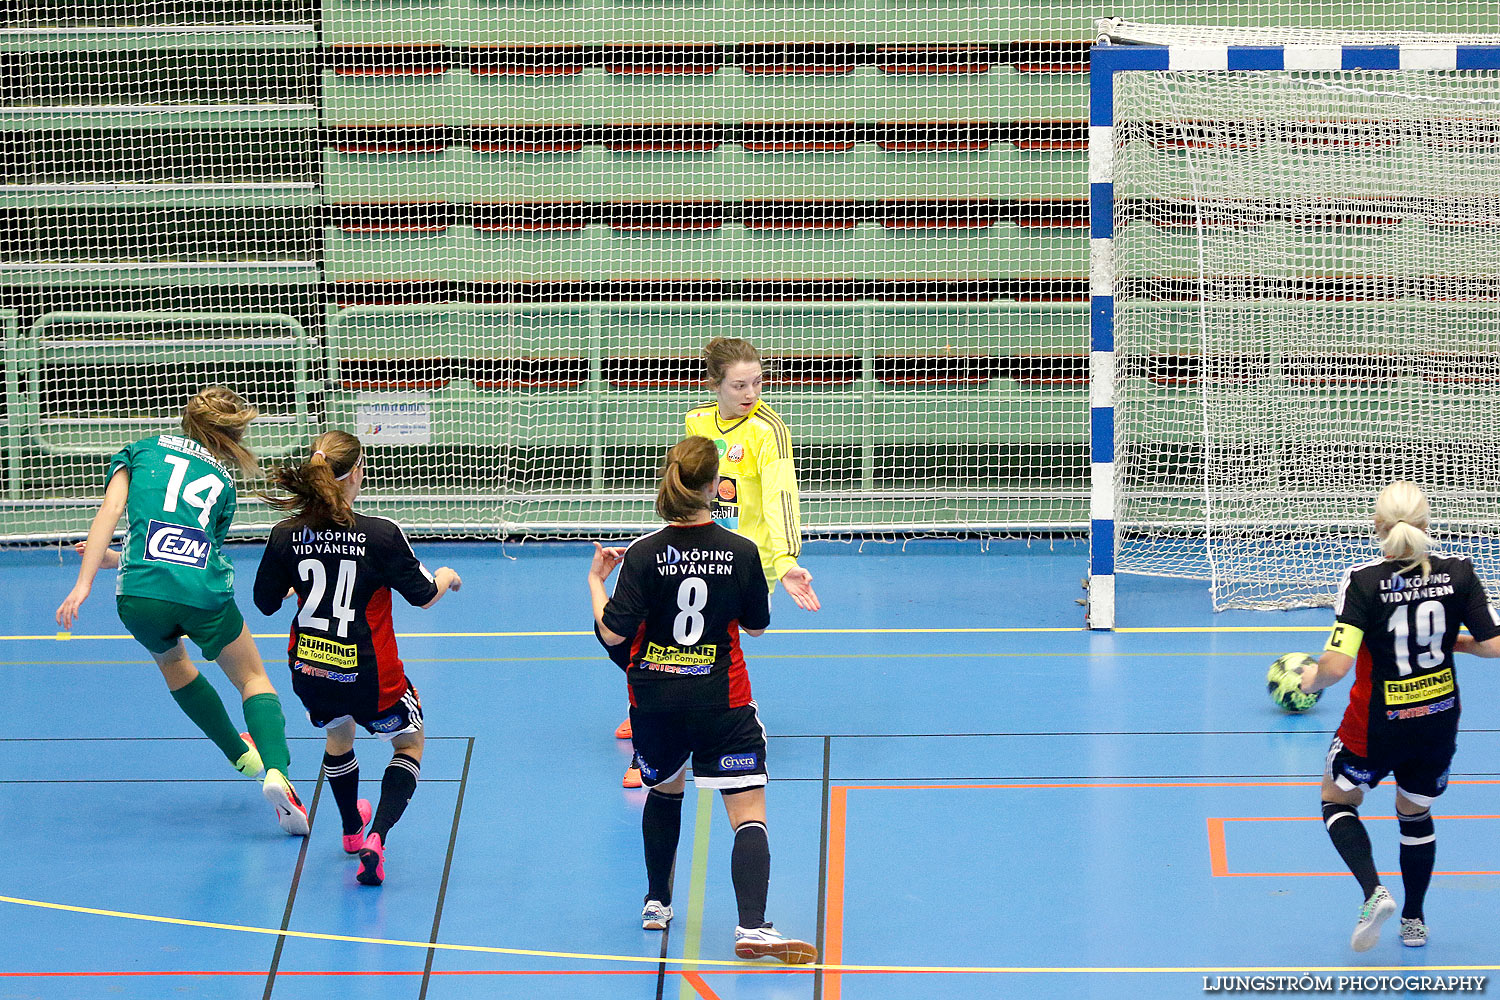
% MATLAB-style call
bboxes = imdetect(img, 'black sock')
[1398,807,1436,920]
[730,820,771,929]
[642,788,684,905]
[1323,801,1382,900]
[370,753,420,842]
[322,750,363,835]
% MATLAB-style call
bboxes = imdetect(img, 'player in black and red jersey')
[587,435,815,965]
[253,431,460,886]
[1299,481,1500,951]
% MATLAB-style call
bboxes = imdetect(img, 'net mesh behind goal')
[10,7,1500,544]
[0,6,1096,541]
[1111,66,1500,608]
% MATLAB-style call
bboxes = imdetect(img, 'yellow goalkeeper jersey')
[684,399,803,590]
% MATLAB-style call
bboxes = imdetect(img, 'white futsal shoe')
[733,924,817,964]
[1351,886,1396,951]
[641,900,673,930]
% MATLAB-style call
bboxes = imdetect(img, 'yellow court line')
[0,893,1497,975]
[1117,626,1328,634]
[0,651,1303,666]
[5,624,1330,642]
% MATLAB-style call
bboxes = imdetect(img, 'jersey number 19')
[1386,600,1446,676]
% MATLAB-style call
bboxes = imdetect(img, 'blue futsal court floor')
[2,538,1499,999]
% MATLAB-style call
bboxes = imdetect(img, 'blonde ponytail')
[1375,480,1433,580]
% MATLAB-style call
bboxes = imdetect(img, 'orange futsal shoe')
[615,717,633,740]
[622,762,642,788]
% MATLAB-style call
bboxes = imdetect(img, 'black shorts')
[303,682,423,741]
[629,702,768,791]
[1325,734,1455,806]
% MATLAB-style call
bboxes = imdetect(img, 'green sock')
[242,692,292,775]
[169,673,249,765]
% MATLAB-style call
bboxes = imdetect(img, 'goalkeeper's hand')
[780,566,820,611]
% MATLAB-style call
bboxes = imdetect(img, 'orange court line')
[682,971,725,999]
[846,781,1320,791]
[1224,815,1500,822]
[1210,813,1500,877]
[1224,871,1500,878]
[825,785,849,1000]
[1208,817,1229,876]
[843,780,1500,791]
[824,778,1500,1000]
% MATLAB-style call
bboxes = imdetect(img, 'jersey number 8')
[673,577,708,646]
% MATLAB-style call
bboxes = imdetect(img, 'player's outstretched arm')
[1454,633,1500,657]
[57,468,129,629]
[421,567,462,609]
[73,541,121,569]
[1302,650,1353,693]
[588,542,628,645]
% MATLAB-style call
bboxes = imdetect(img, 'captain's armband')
[1324,622,1364,658]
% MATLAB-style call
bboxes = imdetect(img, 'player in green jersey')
[56,386,309,836]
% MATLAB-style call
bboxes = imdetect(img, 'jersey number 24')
[299,558,357,639]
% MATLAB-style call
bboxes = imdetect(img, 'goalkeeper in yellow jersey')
[617,337,819,785]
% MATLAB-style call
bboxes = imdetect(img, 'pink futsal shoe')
[343,799,373,854]
[357,832,385,886]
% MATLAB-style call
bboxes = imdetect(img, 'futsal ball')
[1267,652,1321,714]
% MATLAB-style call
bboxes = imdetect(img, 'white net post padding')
[1111,62,1500,609]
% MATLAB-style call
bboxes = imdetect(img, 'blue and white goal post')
[1084,22,1500,630]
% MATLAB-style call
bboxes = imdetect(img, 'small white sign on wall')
[354,393,432,445]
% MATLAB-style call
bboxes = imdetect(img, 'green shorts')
[116,595,246,661]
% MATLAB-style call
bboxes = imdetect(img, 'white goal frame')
[1086,33,1500,629]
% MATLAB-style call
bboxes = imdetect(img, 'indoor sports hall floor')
[3,537,1498,1000]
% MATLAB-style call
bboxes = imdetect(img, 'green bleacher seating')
[322,64,1087,127]
[326,221,1086,284]
[321,142,1086,205]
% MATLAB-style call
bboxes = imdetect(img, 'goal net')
[1104,26,1500,609]
[10,8,1500,550]
[0,4,1096,542]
